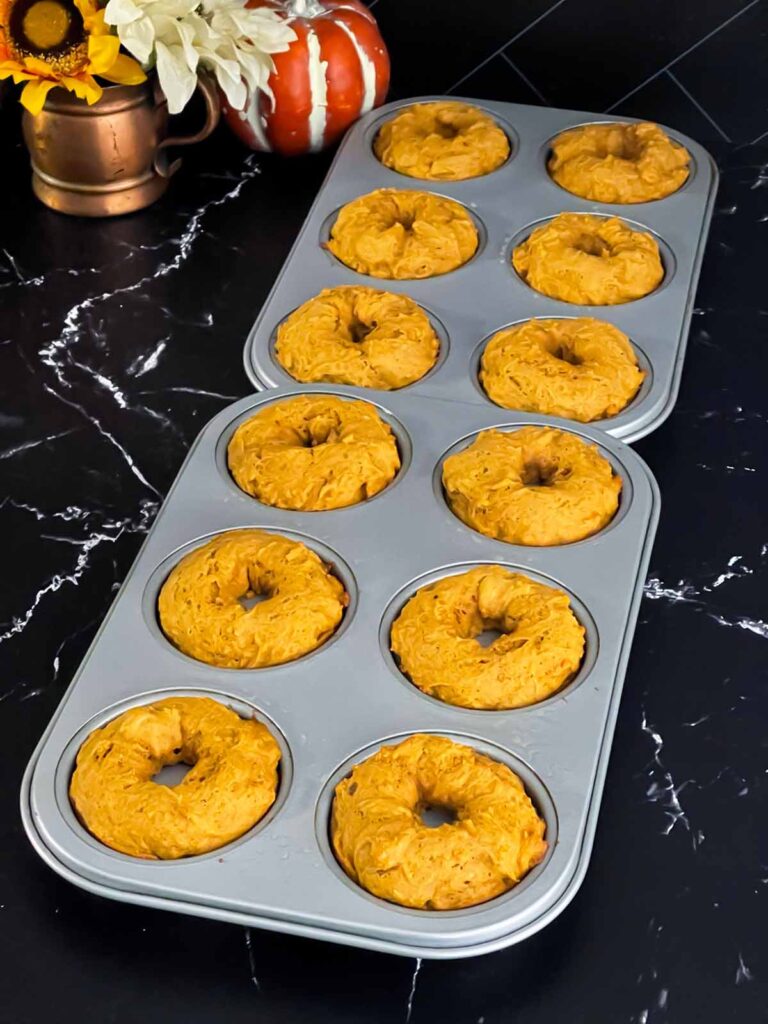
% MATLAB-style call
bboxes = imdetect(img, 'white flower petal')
[104,0,143,26]
[155,40,198,114]
[115,15,156,63]
[107,0,294,113]
[214,66,246,110]
[174,18,202,71]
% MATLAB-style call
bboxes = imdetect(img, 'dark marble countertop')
[1,87,767,1023]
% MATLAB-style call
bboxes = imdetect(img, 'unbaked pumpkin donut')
[391,566,585,709]
[274,286,440,390]
[69,697,281,859]
[549,122,690,203]
[442,426,622,546]
[374,101,510,181]
[480,317,645,421]
[326,188,478,279]
[157,529,348,668]
[227,395,401,511]
[331,733,547,910]
[512,213,664,305]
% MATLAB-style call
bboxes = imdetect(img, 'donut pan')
[22,384,659,958]
[243,94,718,444]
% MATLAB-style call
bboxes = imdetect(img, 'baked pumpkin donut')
[442,426,621,546]
[549,122,690,203]
[391,566,585,709]
[227,395,400,511]
[274,286,440,390]
[480,317,645,421]
[157,529,348,668]
[374,101,510,181]
[331,733,547,910]
[512,213,664,305]
[326,188,478,279]
[69,697,281,859]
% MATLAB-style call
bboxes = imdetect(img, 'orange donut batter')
[391,566,585,709]
[331,733,547,910]
[157,529,348,669]
[512,213,663,305]
[227,395,400,511]
[480,317,645,421]
[549,122,690,203]
[374,101,509,181]
[274,286,439,390]
[70,697,281,859]
[442,426,622,546]
[327,189,478,279]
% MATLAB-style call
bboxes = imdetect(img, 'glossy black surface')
[1,1,767,1020]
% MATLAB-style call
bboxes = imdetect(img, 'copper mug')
[21,74,221,217]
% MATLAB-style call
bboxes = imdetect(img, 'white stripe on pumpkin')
[336,19,377,115]
[239,103,272,153]
[305,29,329,152]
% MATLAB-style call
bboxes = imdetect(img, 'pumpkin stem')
[284,0,326,17]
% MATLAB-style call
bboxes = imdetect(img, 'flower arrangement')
[0,0,295,115]
[0,0,145,113]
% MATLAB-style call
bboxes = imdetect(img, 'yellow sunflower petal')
[0,66,33,82]
[74,0,100,28]
[99,52,146,86]
[12,68,41,84]
[23,55,59,76]
[20,77,59,115]
[86,32,120,74]
[0,58,27,76]
[61,72,102,104]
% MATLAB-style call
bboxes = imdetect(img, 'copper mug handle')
[154,73,221,179]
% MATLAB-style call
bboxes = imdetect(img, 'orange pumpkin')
[223,0,390,155]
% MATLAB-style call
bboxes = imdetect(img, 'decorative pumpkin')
[222,0,390,155]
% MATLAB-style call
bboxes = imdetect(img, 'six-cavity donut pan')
[22,383,660,958]
[244,95,718,444]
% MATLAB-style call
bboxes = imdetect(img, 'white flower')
[104,0,295,115]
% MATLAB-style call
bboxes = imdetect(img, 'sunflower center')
[8,0,85,64]
[22,0,70,49]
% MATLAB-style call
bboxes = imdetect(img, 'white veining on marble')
[644,548,768,640]
[709,612,768,639]
[0,429,76,461]
[405,958,422,1023]
[43,383,162,497]
[244,928,260,991]
[0,499,157,651]
[735,952,754,984]
[707,555,752,589]
[127,339,168,378]
[139,386,241,401]
[641,711,696,845]
[34,156,260,497]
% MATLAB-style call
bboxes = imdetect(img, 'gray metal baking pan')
[22,384,659,957]
[243,95,718,443]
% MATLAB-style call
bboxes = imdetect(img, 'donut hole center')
[475,627,504,648]
[298,419,342,448]
[573,233,610,258]
[152,762,192,787]
[551,342,582,366]
[348,316,374,344]
[394,212,416,232]
[521,459,557,487]
[433,121,460,140]
[610,134,642,161]
[238,589,269,611]
[418,801,457,828]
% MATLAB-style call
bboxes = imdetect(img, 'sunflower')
[0,0,146,114]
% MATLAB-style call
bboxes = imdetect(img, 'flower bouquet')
[0,0,296,214]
